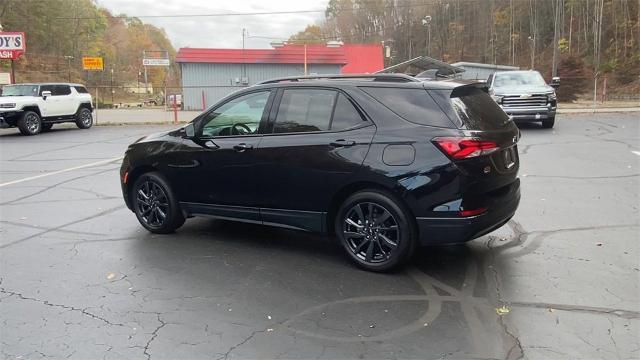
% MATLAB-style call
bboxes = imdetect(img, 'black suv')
[120,74,520,271]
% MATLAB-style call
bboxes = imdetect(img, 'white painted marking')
[0,156,123,188]
[632,151,640,156]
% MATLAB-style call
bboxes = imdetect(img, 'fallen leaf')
[548,308,554,313]
[496,305,510,315]
[596,243,603,246]
[267,315,272,320]
[106,272,116,280]
[266,328,274,332]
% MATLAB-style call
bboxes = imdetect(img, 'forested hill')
[290,0,639,99]
[0,0,178,90]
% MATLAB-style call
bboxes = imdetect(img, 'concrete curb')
[557,108,640,114]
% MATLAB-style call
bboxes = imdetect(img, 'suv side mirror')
[42,91,52,100]
[184,123,195,138]
[550,77,560,89]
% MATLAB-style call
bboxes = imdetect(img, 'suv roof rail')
[258,73,420,85]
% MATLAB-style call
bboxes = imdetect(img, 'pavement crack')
[0,167,117,206]
[218,328,265,360]
[509,301,640,319]
[0,204,125,249]
[143,313,167,360]
[0,287,124,327]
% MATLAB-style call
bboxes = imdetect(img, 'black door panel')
[255,126,375,212]
[175,136,263,206]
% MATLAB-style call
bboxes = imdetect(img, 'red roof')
[176,45,347,65]
[341,44,384,74]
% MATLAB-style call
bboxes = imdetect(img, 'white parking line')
[632,151,640,156]
[0,156,123,188]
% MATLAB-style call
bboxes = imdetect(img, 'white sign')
[0,32,26,60]
[0,72,11,85]
[0,32,25,50]
[143,58,170,66]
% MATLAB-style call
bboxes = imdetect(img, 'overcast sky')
[96,0,329,49]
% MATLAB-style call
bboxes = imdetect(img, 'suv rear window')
[360,87,455,128]
[430,86,511,130]
[274,89,335,133]
[53,85,71,96]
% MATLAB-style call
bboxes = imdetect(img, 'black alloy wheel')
[76,108,93,129]
[541,116,555,129]
[132,172,185,233]
[336,190,415,271]
[18,111,42,135]
[343,202,399,263]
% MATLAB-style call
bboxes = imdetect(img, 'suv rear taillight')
[432,137,499,159]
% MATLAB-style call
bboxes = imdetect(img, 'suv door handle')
[330,139,356,147]
[233,143,253,152]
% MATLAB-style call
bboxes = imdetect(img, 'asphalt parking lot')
[0,113,638,359]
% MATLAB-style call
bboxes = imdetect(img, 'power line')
[51,2,442,20]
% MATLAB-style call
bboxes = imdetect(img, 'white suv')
[0,83,93,135]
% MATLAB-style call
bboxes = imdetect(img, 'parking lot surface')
[0,113,638,359]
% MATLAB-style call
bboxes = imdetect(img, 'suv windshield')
[1,85,39,97]
[493,72,546,87]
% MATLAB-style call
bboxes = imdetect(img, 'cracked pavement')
[0,113,638,359]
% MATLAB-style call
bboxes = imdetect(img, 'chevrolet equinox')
[120,74,521,271]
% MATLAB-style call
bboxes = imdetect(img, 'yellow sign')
[82,57,104,71]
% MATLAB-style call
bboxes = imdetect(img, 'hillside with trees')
[291,0,639,101]
[0,0,178,102]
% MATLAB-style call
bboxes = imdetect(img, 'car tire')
[132,172,185,234]
[75,107,93,129]
[41,123,53,132]
[542,116,555,129]
[17,111,42,136]
[335,190,416,272]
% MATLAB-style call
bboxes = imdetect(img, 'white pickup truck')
[0,83,93,135]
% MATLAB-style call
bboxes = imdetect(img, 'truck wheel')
[75,108,93,129]
[17,111,42,136]
[542,116,555,129]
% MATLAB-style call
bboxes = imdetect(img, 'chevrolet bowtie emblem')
[520,94,532,99]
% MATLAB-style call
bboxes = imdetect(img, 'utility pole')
[110,68,114,104]
[142,50,148,94]
[241,28,247,81]
[10,59,15,84]
[422,16,432,57]
[65,56,73,82]
[552,0,562,77]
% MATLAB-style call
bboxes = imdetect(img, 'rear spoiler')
[450,81,489,97]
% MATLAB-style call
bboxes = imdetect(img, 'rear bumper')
[415,178,520,245]
[501,105,556,121]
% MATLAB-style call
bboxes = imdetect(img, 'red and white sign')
[0,32,26,60]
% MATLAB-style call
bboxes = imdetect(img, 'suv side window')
[361,87,456,128]
[330,94,366,131]
[273,89,336,133]
[201,90,270,137]
[74,86,89,94]
[53,85,71,96]
[39,85,55,96]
